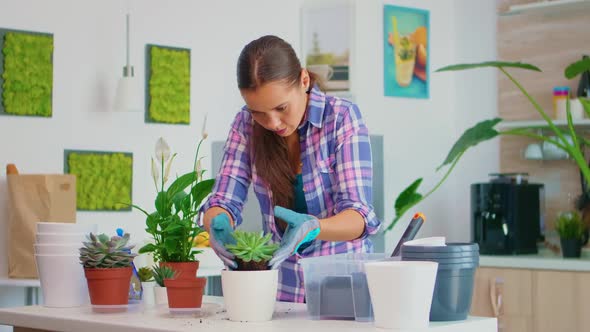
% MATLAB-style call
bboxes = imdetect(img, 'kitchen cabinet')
[533,270,590,332]
[471,267,533,332]
[471,267,590,332]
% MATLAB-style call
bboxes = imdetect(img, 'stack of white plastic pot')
[34,222,97,307]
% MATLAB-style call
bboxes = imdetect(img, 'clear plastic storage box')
[299,253,386,321]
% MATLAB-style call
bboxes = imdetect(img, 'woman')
[201,35,380,303]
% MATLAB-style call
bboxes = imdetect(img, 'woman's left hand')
[269,206,321,270]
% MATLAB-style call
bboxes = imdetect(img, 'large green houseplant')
[388,57,590,232]
[131,131,214,277]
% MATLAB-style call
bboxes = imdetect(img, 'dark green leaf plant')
[387,59,590,232]
[130,125,215,262]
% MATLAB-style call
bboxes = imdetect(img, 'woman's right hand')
[209,213,238,269]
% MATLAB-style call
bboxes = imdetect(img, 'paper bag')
[7,174,76,278]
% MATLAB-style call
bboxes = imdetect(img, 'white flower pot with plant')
[221,231,279,322]
[137,267,155,306]
[151,265,175,305]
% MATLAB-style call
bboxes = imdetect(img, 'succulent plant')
[226,231,279,270]
[152,265,175,287]
[138,266,154,282]
[79,232,137,269]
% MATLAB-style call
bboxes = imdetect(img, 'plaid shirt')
[202,86,381,302]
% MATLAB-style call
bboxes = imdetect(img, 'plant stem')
[499,129,568,150]
[423,151,464,201]
[500,67,572,150]
[385,151,464,232]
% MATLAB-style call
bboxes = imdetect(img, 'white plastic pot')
[34,243,80,255]
[221,269,278,322]
[154,286,168,305]
[36,222,97,234]
[36,232,86,245]
[35,254,89,307]
[364,260,438,330]
[141,281,156,306]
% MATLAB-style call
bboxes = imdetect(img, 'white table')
[0,296,496,332]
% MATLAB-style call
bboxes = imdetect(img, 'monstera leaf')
[564,57,590,80]
[437,118,502,171]
[436,61,541,73]
[388,178,424,231]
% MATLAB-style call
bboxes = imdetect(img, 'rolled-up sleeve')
[200,111,252,227]
[333,104,381,238]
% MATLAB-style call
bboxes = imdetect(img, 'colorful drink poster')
[383,5,429,99]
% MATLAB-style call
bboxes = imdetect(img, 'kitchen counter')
[480,248,590,272]
[0,296,496,332]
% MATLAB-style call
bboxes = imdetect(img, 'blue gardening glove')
[209,213,238,270]
[269,206,321,270]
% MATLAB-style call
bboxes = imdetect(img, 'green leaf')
[565,57,590,80]
[437,118,502,171]
[155,191,169,216]
[436,61,541,73]
[172,190,188,213]
[387,178,424,231]
[138,243,158,254]
[166,171,198,201]
[164,237,180,253]
[191,179,215,207]
[163,222,184,234]
[580,98,590,119]
[146,212,159,234]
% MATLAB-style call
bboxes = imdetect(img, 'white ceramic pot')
[35,254,89,307]
[141,281,156,306]
[154,286,168,305]
[34,243,81,255]
[364,261,438,330]
[36,222,97,234]
[221,269,278,322]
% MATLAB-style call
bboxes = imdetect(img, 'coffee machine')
[471,173,545,255]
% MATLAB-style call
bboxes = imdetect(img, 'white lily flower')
[201,113,208,140]
[163,153,177,185]
[151,158,159,189]
[195,157,203,182]
[155,137,171,162]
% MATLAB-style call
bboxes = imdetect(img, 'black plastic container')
[401,243,479,321]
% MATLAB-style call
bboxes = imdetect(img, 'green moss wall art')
[146,44,190,124]
[0,29,53,117]
[64,150,133,211]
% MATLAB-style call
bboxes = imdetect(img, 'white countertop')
[480,248,590,272]
[0,296,496,332]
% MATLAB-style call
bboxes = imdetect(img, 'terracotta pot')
[164,277,206,309]
[84,267,132,305]
[160,261,199,280]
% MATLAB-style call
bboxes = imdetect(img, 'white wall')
[355,0,498,253]
[0,0,497,320]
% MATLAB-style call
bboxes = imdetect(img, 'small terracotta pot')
[84,267,132,305]
[164,277,206,308]
[160,261,199,280]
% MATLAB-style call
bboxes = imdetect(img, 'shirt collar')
[300,84,326,129]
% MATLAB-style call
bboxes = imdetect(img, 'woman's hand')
[209,213,238,270]
[269,206,321,270]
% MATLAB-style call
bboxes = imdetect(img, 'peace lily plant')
[387,57,590,231]
[131,115,214,262]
